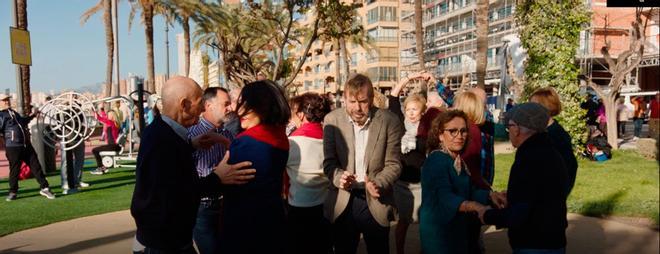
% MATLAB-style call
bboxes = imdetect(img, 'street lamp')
[499,38,510,110]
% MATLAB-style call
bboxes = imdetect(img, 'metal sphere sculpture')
[37,92,97,151]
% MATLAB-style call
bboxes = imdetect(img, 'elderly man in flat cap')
[477,102,569,254]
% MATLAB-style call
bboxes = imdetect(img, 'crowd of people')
[121,71,577,254]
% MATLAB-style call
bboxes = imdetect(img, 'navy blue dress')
[419,151,490,254]
[220,124,289,254]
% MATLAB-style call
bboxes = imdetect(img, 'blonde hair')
[403,94,427,112]
[530,87,562,117]
[453,91,485,125]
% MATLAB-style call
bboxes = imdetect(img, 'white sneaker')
[40,188,56,199]
[63,188,79,195]
[79,182,90,188]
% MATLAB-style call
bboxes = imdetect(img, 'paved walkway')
[0,210,657,254]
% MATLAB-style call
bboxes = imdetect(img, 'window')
[351,53,358,66]
[367,67,398,82]
[367,6,398,24]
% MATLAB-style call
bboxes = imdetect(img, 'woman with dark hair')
[219,80,291,254]
[285,92,332,254]
[419,110,504,254]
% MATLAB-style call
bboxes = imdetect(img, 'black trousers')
[6,144,50,193]
[92,144,122,166]
[333,191,390,254]
[287,204,331,254]
[143,242,197,254]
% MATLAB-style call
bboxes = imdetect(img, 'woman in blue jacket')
[219,80,291,254]
[419,110,505,254]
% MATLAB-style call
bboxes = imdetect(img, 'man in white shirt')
[323,73,404,254]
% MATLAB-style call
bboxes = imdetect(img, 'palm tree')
[414,0,424,71]
[15,0,30,114]
[129,0,157,92]
[475,0,489,89]
[317,1,363,93]
[201,51,210,89]
[81,0,114,98]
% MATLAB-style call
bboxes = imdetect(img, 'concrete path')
[0,210,657,254]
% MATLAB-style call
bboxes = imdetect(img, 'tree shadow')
[0,230,135,254]
[582,190,627,218]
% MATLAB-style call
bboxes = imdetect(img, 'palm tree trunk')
[104,0,113,98]
[414,0,424,71]
[475,0,489,89]
[183,16,190,77]
[144,5,156,92]
[17,0,31,113]
[334,39,341,94]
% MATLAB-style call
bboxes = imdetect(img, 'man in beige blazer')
[323,74,404,254]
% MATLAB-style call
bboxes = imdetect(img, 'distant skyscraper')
[177,33,186,76]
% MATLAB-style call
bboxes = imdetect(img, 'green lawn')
[493,150,660,225]
[0,150,657,236]
[0,162,136,236]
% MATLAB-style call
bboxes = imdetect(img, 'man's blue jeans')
[634,118,644,137]
[60,142,85,189]
[193,198,221,254]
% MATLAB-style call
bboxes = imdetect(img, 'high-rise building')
[178,33,226,89]
[400,0,517,93]
[293,0,412,94]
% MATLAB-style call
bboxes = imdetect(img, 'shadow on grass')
[0,230,135,254]
[582,190,627,218]
[0,171,136,197]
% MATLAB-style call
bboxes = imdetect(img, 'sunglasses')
[443,128,468,137]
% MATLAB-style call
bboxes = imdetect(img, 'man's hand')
[213,151,256,185]
[192,132,230,149]
[339,171,356,191]
[365,175,380,198]
[476,205,492,224]
[489,191,508,209]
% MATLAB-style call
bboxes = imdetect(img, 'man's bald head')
[161,76,204,127]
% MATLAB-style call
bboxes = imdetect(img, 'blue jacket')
[130,116,222,250]
[220,124,289,254]
[0,108,34,147]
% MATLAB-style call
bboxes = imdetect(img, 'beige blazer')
[323,107,404,227]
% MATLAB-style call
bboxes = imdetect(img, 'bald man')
[130,76,255,253]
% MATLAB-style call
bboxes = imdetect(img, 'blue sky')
[1,0,181,93]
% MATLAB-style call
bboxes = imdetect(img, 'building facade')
[578,0,659,93]
[294,0,412,94]
[400,0,517,94]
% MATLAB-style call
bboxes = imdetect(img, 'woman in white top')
[285,92,332,254]
[616,98,630,138]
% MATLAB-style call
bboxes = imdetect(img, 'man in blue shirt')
[187,87,234,254]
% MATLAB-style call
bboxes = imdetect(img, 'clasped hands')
[464,190,508,224]
[338,171,381,198]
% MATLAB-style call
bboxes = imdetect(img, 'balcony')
[367,56,399,63]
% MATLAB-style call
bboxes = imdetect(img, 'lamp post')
[165,23,170,79]
[113,0,120,96]
[498,39,510,110]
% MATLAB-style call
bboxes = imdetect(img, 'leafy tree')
[516,0,591,152]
